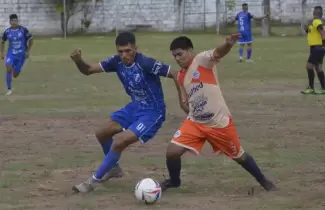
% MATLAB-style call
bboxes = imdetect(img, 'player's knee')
[111,130,138,152]
[95,119,122,143]
[13,72,19,78]
[306,63,314,70]
[232,151,247,163]
[166,142,186,158]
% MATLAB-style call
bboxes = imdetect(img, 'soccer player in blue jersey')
[231,3,268,62]
[70,32,179,193]
[0,14,33,95]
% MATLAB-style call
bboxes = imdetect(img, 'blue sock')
[94,151,121,180]
[247,48,252,59]
[238,154,265,183]
[239,48,244,57]
[101,138,113,155]
[6,71,12,89]
[100,138,119,167]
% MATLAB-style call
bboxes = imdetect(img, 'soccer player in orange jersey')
[159,34,276,193]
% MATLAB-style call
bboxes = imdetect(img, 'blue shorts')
[6,55,25,73]
[238,32,253,44]
[110,103,166,143]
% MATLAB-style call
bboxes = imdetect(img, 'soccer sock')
[6,71,12,90]
[237,153,266,183]
[247,48,252,60]
[94,151,121,180]
[100,138,113,155]
[316,71,325,89]
[239,48,244,58]
[166,157,181,186]
[307,68,315,89]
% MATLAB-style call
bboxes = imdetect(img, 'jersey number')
[239,17,245,31]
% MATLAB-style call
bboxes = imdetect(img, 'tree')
[261,0,271,36]
[54,0,100,35]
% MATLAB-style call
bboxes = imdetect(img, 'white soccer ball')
[134,178,162,204]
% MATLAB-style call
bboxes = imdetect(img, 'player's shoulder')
[3,27,10,33]
[103,54,120,64]
[196,50,214,60]
[312,18,323,25]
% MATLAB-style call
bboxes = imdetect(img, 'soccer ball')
[134,178,162,204]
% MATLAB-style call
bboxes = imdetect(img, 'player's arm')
[24,27,33,54]
[169,70,189,114]
[252,12,268,21]
[315,21,325,44]
[0,30,7,59]
[229,14,239,25]
[212,34,241,61]
[70,49,116,75]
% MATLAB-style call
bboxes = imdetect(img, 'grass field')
[1,33,325,210]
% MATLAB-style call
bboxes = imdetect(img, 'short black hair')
[115,31,136,46]
[170,36,194,51]
[314,6,323,11]
[242,3,248,7]
[9,14,18,20]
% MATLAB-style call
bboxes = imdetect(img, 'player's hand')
[226,33,241,45]
[70,49,82,62]
[0,53,4,60]
[25,51,29,59]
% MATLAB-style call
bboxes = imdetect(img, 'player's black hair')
[169,36,194,51]
[9,14,18,20]
[314,6,322,10]
[115,31,136,46]
[242,3,248,7]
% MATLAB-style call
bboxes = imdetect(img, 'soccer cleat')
[72,177,99,193]
[5,90,12,96]
[260,179,277,191]
[314,89,325,95]
[239,57,243,62]
[102,165,124,181]
[301,87,315,94]
[159,178,181,192]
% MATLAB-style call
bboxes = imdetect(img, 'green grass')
[0,32,325,210]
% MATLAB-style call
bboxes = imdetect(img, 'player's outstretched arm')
[70,49,103,75]
[253,13,269,20]
[212,33,241,60]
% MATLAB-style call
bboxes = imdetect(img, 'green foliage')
[225,0,236,11]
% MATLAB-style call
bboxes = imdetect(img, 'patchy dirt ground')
[1,35,325,209]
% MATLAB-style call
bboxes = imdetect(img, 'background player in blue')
[0,14,33,95]
[231,3,268,62]
[70,32,179,193]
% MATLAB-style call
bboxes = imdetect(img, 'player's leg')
[207,119,276,192]
[12,56,25,78]
[5,56,14,95]
[73,111,165,193]
[94,104,137,180]
[160,120,206,192]
[313,50,325,94]
[246,43,253,62]
[239,44,245,62]
[301,47,316,94]
[237,33,245,62]
[246,33,253,62]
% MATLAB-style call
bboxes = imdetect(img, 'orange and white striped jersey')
[178,50,231,128]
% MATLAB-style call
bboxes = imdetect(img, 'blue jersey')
[100,52,170,111]
[1,26,32,56]
[235,11,254,33]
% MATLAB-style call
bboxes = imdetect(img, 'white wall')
[0,0,323,35]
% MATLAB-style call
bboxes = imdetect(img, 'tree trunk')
[261,0,271,36]
[60,11,69,36]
